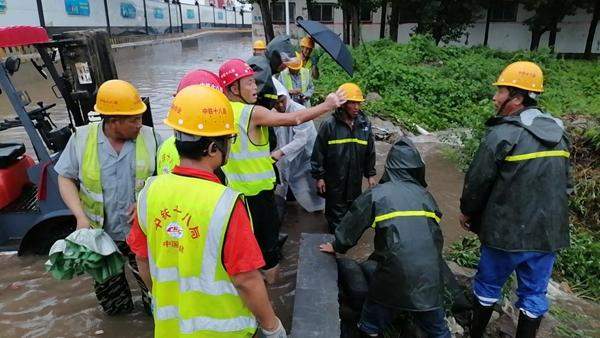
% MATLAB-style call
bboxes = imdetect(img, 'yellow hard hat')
[94,79,147,116]
[287,52,303,71]
[338,83,364,102]
[493,61,544,93]
[300,36,314,49]
[164,85,236,137]
[253,39,266,50]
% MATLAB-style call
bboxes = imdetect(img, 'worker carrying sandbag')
[54,79,160,315]
[311,83,376,232]
[460,61,571,338]
[218,59,345,283]
[127,85,286,338]
[320,138,451,338]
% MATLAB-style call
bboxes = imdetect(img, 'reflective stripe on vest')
[505,150,570,162]
[371,210,441,228]
[328,138,368,146]
[222,102,275,196]
[155,306,256,334]
[157,136,180,174]
[78,122,155,228]
[137,174,257,337]
[281,68,309,93]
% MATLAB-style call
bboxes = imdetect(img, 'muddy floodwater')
[0,31,466,337]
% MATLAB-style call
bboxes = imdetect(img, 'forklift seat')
[0,143,26,168]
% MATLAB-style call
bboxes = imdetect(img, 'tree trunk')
[484,0,492,46]
[389,0,400,42]
[258,0,275,42]
[306,0,314,20]
[530,30,543,50]
[351,2,360,47]
[585,0,600,59]
[379,0,388,39]
[549,22,558,52]
[342,2,350,44]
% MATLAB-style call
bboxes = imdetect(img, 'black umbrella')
[297,19,353,76]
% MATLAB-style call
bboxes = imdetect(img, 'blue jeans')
[358,298,451,338]
[474,245,556,318]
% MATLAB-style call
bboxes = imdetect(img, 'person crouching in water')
[320,138,451,338]
[311,83,376,233]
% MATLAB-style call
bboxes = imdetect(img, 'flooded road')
[0,31,466,337]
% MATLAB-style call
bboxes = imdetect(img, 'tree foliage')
[400,0,486,45]
[521,0,583,50]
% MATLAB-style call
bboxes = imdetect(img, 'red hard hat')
[219,59,255,88]
[176,69,223,94]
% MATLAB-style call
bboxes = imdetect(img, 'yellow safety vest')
[157,136,179,175]
[280,68,310,94]
[303,57,313,70]
[137,173,257,338]
[221,102,275,196]
[77,122,155,228]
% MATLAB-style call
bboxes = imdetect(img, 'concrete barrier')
[291,233,340,338]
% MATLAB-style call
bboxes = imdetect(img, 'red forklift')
[0,26,153,254]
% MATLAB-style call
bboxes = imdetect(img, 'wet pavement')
[0,31,466,337]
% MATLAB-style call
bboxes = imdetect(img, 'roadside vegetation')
[315,35,600,301]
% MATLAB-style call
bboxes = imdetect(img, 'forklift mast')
[37,30,118,127]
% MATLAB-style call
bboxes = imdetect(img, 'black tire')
[19,216,76,255]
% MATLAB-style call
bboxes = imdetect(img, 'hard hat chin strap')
[496,87,522,115]
[229,80,253,105]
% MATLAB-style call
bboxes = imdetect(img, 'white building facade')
[252,1,600,54]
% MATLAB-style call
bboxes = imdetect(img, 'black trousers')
[246,189,281,269]
[93,241,151,316]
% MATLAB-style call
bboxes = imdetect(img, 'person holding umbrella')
[299,36,319,79]
[277,54,314,107]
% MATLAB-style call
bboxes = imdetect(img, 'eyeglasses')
[225,134,237,144]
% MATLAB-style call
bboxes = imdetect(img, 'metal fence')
[0,0,251,37]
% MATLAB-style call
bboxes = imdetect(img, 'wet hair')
[175,136,227,160]
[508,87,537,107]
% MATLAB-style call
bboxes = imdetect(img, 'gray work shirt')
[54,126,161,241]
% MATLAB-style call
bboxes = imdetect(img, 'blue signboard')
[186,9,195,20]
[153,7,164,19]
[120,2,136,19]
[0,0,6,14]
[65,0,90,16]
[217,12,224,20]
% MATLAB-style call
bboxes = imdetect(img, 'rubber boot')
[470,302,494,338]
[515,311,542,338]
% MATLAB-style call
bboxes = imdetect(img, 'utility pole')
[166,0,173,33]
[195,1,202,29]
[35,0,46,28]
[103,0,111,36]
[285,0,290,35]
[143,0,149,34]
